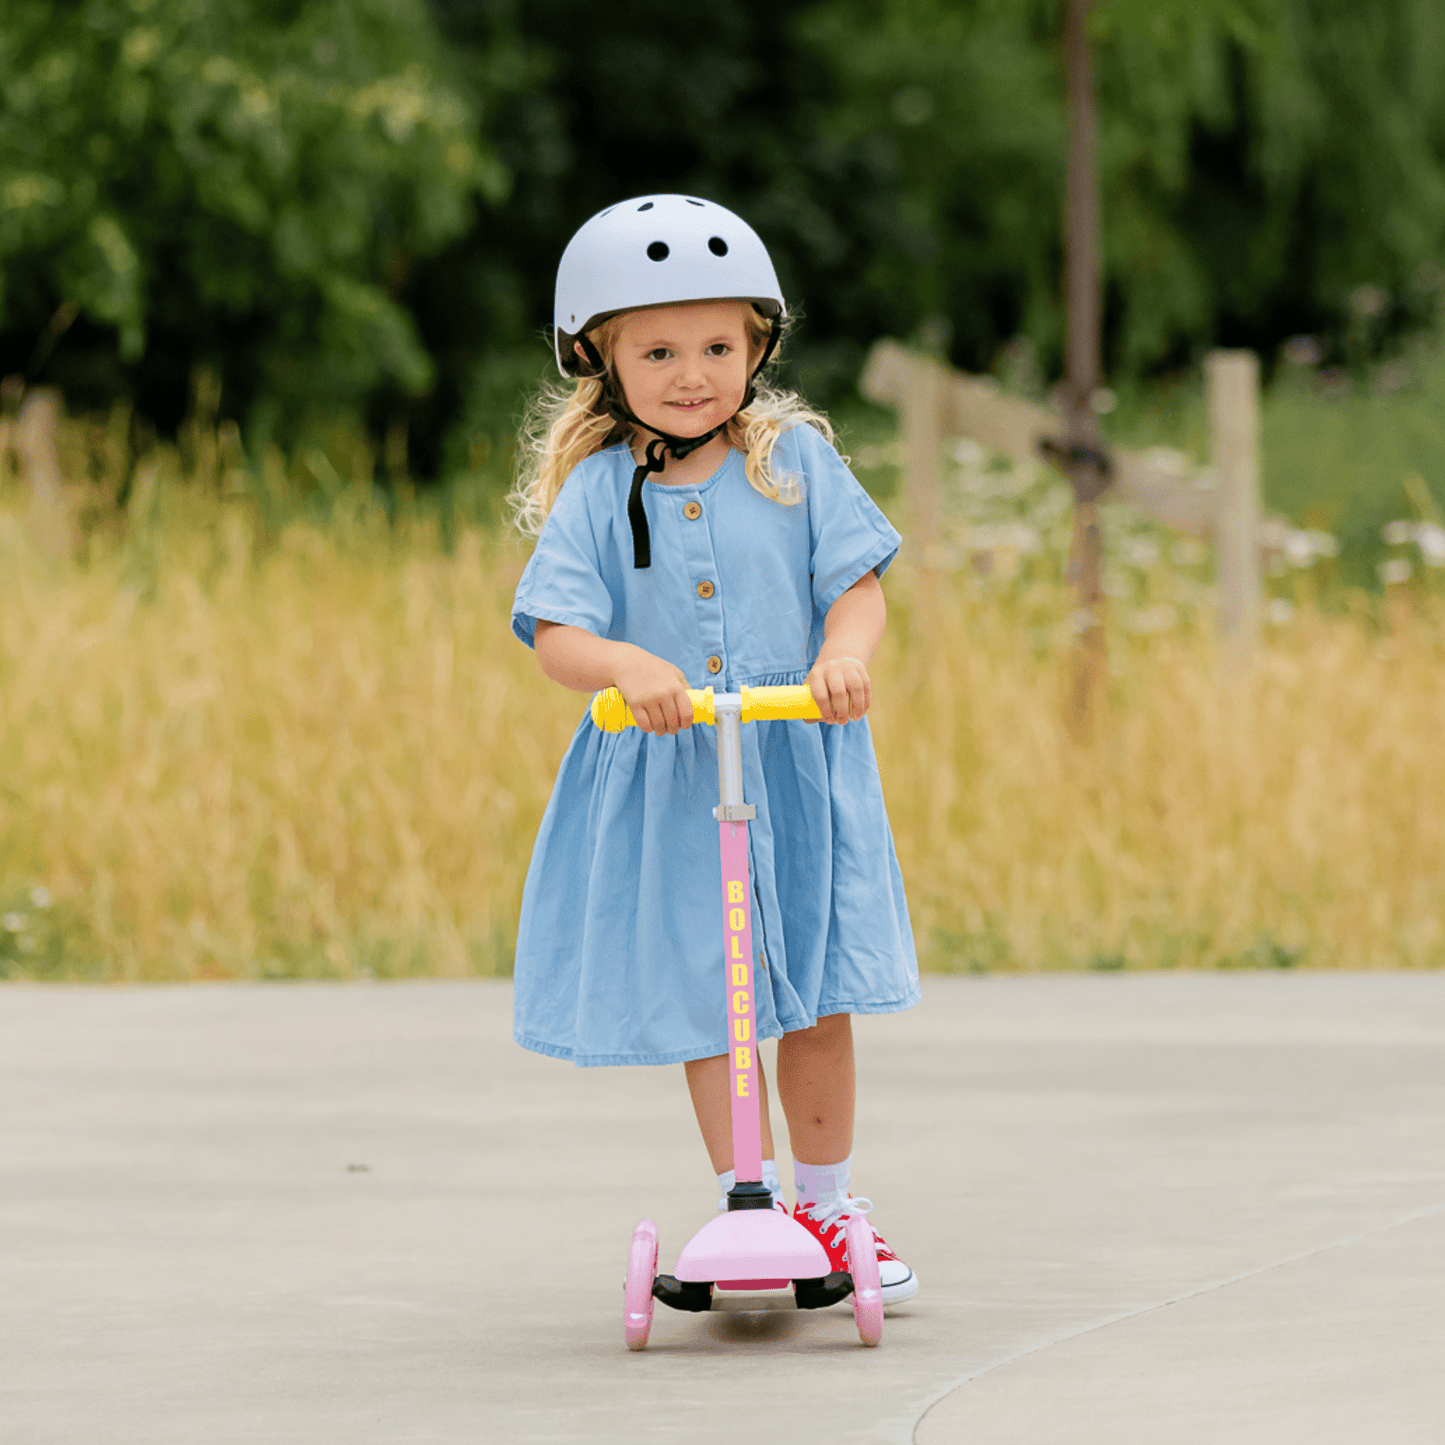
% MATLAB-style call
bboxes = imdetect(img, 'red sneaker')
[792,1196,919,1305]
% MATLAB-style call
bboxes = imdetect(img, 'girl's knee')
[782,1012,852,1044]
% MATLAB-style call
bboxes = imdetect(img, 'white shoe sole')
[880,1269,919,1306]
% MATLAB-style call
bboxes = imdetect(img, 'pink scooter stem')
[712,697,764,1190]
[719,819,761,1183]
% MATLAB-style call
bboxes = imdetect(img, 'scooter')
[591,683,883,1350]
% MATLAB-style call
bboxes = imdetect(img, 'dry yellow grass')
[875,581,1445,971]
[1,436,1441,979]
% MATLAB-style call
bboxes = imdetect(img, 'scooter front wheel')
[624,1219,659,1350]
[846,1214,883,1347]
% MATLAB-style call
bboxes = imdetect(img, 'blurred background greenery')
[4,0,1445,552]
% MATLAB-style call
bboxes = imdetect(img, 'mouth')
[667,398,712,411]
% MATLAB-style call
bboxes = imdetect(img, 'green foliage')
[8,0,1445,487]
[412,0,1445,478]
[1095,0,1445,369]
[0,0,503,429]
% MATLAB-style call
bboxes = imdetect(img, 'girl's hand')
[613,647,695,735]
[807,654,872,724]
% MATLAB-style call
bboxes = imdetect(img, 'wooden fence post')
[900,354,945,583]
[1207,351,1261,665]
[16,387,72,559]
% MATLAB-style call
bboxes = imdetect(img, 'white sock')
[793,1155,850,1207]
[717,1160,785,1210]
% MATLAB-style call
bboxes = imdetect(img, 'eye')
[645,347,672,362]
[705,343,732,357]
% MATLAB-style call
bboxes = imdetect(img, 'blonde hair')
[507,308,841,538]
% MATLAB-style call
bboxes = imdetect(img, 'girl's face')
[604,301,754,439]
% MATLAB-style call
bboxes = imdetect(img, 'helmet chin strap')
[575,324,781,569]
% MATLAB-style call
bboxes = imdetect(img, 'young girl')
[509,194,920,1304]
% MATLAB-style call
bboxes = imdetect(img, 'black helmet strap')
[573,320,780,569]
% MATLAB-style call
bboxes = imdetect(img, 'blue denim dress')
[510,423,920,1066]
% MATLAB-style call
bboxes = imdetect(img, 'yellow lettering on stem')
[734,1046,752,1070]
[736,1076,749,1098]
[729,907,746,931]
[733,1018,751,1042]
[732,990,748,1014]
[732,962,748,986]
[728,880,744,903]
[730,934,743,958]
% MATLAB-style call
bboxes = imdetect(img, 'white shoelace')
[800,1194,875,1246]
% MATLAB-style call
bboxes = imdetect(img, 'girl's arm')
[533,621,695,735]
[807,569,886,723]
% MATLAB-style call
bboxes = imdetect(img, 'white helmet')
[553,194,786,375]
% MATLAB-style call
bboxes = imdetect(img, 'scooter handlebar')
[590,684,823,732]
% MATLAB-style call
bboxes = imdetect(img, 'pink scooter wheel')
[624,1219,658,1350]
[846,1214,883,1347]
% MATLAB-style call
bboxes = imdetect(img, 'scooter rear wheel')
[624,1219,659,1350]
[846,1214,883,1347]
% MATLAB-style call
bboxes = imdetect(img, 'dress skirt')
[512,676,920,1067]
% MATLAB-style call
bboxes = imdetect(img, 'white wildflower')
[1284,531,1317,567]
[1416,523,1445,567]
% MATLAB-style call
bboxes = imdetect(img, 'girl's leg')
[774,1012,855,1165]
[775,1013,917,1301]
[683,1053,776,1174]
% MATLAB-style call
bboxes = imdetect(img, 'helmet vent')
[708,236,729,256]
[646,241,670,261]
[685,198,705,207]
[638,201,654,211]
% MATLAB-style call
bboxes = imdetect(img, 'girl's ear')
[575,338,605,376]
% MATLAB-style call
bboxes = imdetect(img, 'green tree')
[0,0,503,436]
[417,0,1445,474]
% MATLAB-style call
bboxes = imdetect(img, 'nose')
[676,351,707,388]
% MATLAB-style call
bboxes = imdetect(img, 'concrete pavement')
[2,974,1443,1444]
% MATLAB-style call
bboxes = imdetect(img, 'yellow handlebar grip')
[590,687,715,731]
[739,684,822,722]
[589,688,635,732]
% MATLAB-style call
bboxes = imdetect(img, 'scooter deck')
[672,1206,831,1283]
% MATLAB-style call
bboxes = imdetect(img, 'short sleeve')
[511,471,615,649]
[794,425,902,614]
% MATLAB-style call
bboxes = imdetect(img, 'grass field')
[1,394,1442,980]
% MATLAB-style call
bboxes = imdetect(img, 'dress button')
[706,655,723,674]
[696,580,715,599]
[683,501,702,520]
